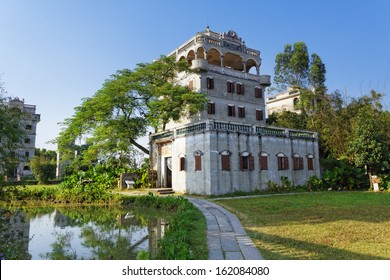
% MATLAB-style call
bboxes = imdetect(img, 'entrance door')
[165,157,172,188]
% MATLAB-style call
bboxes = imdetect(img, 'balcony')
[259,75,271,86]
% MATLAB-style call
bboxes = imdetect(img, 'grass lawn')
[214,191,390,260]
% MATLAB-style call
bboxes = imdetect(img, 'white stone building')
[150,29,320,195]
[266,88,301,116]
[3,97,40,178]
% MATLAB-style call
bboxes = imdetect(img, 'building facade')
[266,88,301,116]
[150,29,320,195]
[4,97,40,178]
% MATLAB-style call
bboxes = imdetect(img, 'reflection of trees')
[1,206,171,260]
[0,209,32,259]
[40,231,77,260]
[80,223,146,260]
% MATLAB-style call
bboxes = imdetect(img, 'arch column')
[243,62,247,73]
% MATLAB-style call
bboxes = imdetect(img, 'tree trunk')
[130,139,149,154]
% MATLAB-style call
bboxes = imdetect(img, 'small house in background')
[266,88,302,116]
[149,28,320,195]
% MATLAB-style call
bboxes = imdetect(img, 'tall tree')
[56,56,207,164]
[273,42,310,91]
[348,91,390,181]
[0,81,25,178]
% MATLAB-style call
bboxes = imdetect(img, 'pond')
[0,205,170,260]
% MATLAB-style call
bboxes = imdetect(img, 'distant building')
[266,88,301,116]
[149,29,320,195]
[3,97,40,178]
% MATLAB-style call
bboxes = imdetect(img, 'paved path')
[187,197,263,260]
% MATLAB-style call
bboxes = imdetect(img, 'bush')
[321,158,368,190]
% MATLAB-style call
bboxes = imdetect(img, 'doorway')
[165,157,172,188]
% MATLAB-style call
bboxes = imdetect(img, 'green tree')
[348,95,390,183]
[0,81,25,179]
[56,56,207,166]
[274,42,310,91]
[30,154,56,184]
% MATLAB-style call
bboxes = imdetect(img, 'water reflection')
[0,206,170,260]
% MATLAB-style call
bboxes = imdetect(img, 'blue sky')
[1,0,389,150]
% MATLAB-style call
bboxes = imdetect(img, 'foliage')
[320,158,368,190]
[0,93,25,178]
[272,43,389,182]
[30,155,56,184]
[56,56,207,165]
[0,209,32,259]
[348,102,390,178]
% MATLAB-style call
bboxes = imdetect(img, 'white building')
[266,88,301,116]
[3,97,40,178]
[149,29,320,195]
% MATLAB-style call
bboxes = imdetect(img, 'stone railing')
[151,120,316,141]
[212,121,252,133]
[176,122,207,135]
[289,130,316,139]
[256,126,286,137]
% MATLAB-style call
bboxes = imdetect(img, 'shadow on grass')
[248,230,387,260]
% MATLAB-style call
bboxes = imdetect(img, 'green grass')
[215,191,390,260]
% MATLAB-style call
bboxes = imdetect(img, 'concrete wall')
[151,127,320,195]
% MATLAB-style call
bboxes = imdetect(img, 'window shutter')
[221,154,230,171]
[195,155,202,171]
[278,157,282,170]
[260,156,268,170]
[189,80,194,91]
[284,156,289,170]
[208,103,215,114]
[293,157,298,170]
[241,84,245,95]
[179,157,185,171]
[239,156,244,170]
[248,156,255,171]
[255,88,263,98]
[256,110,263,121]
[308,158,314,170]
[207,77,214,89]
[299,158,304,170]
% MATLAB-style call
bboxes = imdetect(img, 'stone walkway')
[187,197,263,260]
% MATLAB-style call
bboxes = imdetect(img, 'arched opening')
[207,48,221,66]
[197,47,205,59]
[293,98,299,110]
[223,52,243,71]
[179,56,186,62]
[246,59,258,74]
[187,50,195,66]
